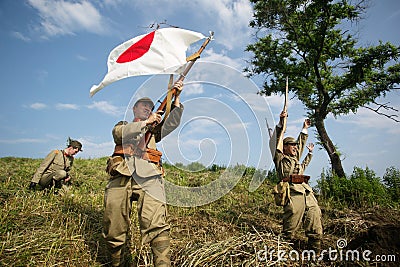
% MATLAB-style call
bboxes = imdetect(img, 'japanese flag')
[90,28,206,96]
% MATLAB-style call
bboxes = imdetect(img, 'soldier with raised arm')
[272,110,323,252]
[103,81,184,267]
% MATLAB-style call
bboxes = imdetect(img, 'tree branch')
[363,101,400,122]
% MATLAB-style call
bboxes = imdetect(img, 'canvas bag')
[272,159,295,206]
[273,181,290,206]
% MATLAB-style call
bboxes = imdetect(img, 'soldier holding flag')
[91,28,212,266]
[102,81,184,267]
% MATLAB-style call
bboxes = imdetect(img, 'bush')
[208,164,226,172]
[265,169,279,184]
[317,167,391,208]
[349,167,390,207]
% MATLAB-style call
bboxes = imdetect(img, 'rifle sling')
[164,74,174,121]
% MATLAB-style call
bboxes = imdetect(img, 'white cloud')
[265,94,284,109]
[76,54,88,61]
[226,121,251,130]
[202,49,243,70]
[264,93,302,112]
[11,31,31,42]
[75,137,114,158]
[192,0,254,50]
[28,0,109,37]
[183,83,204,96]
[102,0,125,7]
[131,0,254,51]
[0,138,46,144]
[29,102,47,110]
[179,117,223,137]
[28,102,81,111]
[338,107,399,130]
[87,101,124,116]
[56,103,80,110]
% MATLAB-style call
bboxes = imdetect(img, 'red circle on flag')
[116,31,155,63]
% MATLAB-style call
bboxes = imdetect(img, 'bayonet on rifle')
[276,77,288,153]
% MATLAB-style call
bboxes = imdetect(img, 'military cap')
[283,137,298,145]
[134,97,154,109]
[68,139,83,151]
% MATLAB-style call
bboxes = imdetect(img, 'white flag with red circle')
[90,28,206,96]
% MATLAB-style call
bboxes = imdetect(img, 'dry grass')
[1,157,399,266]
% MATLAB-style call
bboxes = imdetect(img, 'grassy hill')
[0,157,399,266]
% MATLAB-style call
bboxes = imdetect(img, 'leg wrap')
[307,236,321,252]
[110,246,123,267]
[150,231,171,267]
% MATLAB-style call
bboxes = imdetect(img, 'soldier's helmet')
[283,137,298,145]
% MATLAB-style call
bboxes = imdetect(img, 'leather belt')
[282,174,310,184]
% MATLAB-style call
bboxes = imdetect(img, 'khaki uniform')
[273,125,323,247]
[102,104,183,266]
[31,150,73,188]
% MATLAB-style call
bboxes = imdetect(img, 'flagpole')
[178,31,213,81]
[145,31,214,145]
[152,31,214,113]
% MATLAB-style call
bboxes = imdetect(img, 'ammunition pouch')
[113,144,162,164]
[282,174,310,184]
[273,181,290,206]
[113,144,134,157]
[106,156,123,176]
[143,148,162,164]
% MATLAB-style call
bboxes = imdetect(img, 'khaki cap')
[283,137,298,145]
[135,97,154,109]
[69,139,83,151]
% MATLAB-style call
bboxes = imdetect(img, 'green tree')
[349,167,389,207]
[246,0,400,177]
[383,166,400,203]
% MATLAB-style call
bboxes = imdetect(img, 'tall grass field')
[1,157,399,266]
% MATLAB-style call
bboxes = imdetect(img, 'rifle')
[265,117,273,138]
[144,31,214,146]
[276,77,288,153]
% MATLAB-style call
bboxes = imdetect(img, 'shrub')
[349,167,390,207]
[317,167,391,208]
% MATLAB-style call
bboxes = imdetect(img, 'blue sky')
[0,0,399,183]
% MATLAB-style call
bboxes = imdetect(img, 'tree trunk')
[314,117,346,177]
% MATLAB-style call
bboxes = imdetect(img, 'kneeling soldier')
[29,138,82,192]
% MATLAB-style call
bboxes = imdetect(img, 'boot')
[110,246,123,267]
[151,231,171,267]
[307,237,321,254]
